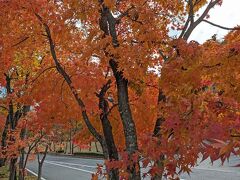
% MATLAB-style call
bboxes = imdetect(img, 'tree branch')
[189,0,194,24]
[12,37,29,47]
[182,0,221,40]
[0,105,8,111]
[60,79,69,108]
[35,13,103,143]
[203,19,240,30]
[116,5,135,21]
[31,66,56,84]
[159,49,168,62]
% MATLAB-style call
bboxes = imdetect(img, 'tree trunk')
[97,80,120,179]
[98,139,108,160]
[37,13,123,179]
[37,164,43,180]
[0,115,9,167]
[152,90,166,180]
[1,75,13,166]
[109,59,140,180]
[64,141,68,154]
[89,142,92,152]
[9,158,17,180]
[69,130,72,154]
[19,127,27,180]
[19,149,25,180]
[101,114,119,180]
[37,145,48,180]
[71,141,74,154]
[98,4,140,178]
[95,142,99,152]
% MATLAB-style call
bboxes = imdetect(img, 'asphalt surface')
[26,154,240,180]
[26,154,104,180]
[180,155,240,180]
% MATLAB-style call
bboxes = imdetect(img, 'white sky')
[189,0,240,43]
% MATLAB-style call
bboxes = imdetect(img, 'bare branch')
[0,105,8,111]
[182,0,221,40]
[179,0,195,38]
[231,134,240,138]
[107,103,118,116]
[12,37,29,47]
[203,20,240,30]
[31,66,56,84]
[116,5,135,21]
[189,0,194,24]
[203,63,222,68]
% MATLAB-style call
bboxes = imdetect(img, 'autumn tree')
[1,0,240,180]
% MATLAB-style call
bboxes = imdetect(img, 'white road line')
[45,160,97,168]
[193,166,240,173]
[45,161,95,174]
[26,168,47,180]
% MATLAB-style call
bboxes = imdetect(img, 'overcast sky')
[189,0,240,43]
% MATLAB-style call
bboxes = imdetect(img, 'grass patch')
[0,165,9,179]
[0,165,37,180]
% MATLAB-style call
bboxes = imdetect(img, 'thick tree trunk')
[110,59,140,180]
[9,158,17,180]
[98,3,140,178]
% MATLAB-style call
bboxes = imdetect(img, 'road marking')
[45,161,95,174]
[193,166,240,173]
[45,160,97,168]
[26,168,47,180]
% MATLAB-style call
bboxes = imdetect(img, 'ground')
[0,165,37,180]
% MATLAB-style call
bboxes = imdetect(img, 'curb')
[47,152,104,159]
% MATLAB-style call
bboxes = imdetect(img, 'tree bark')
[9,158,17,180]
[97,2,141,178]
[19,127,27,180]
[37,145,48,180]
[152,90,166,180]
[97,80,119,179]
[95,142,99,152]
[0,114,10,167]
[35,14,117,178]
[0,75,13,167]
[109,59,140,179]
[19,149,25,180]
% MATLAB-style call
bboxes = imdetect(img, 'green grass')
[0,165,8,179]
[0,165,37,180]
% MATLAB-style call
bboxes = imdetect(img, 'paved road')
[27,154,240,180]
[180,155,240,180]
[27,154,104,180]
